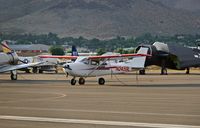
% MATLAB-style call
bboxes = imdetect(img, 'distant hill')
[0,0,200,39]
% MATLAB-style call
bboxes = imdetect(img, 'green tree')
[96,48,106,55]
[49,45,65,55]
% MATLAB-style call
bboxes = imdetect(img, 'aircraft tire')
[32,67,38,73]
[71,78,76,85]
[79,77,85,85]
[98,78,105,85]
[161,68,168,75]
[186,68,190,74]
[25,69,31,73]
[139,69,145,75]
[11,73,17,80]
[39,70,43,73]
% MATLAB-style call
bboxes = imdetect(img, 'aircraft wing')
[38,55,78,59]
[87,53,151,60]
[38,54,151,60]
[0,62,42,73]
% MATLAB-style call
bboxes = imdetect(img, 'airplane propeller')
[63,64,72,70]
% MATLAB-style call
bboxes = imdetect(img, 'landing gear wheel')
[10,71,17,80]
[186,68,190,74]
[79,77,85,85]
[98,78,105,85]
[11,74,17,80]
[139,69,145,75]
[161,68,168,75]
[32,67,38,73]
[71,78,76,85]
[25,69,30,73]
[39,70,43,73]
[55,66,58,74]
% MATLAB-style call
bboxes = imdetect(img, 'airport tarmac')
[0,73,200,128]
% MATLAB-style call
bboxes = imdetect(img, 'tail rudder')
[130,47,149,68]
[71,45,79,56]
[1,41,13,53]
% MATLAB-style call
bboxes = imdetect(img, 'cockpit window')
[80,58,89,64]
[91,60,99,65]
[100,62,107,65]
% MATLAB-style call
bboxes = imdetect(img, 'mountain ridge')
[0,0,200,39]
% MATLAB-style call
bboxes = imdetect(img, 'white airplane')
[0,41,42,80]
[39,47,150,85]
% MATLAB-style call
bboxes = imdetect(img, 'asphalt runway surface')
[0,72,200,128]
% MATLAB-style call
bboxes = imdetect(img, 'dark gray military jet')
[136,42,200,75]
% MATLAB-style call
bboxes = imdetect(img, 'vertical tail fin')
[130,47,149,68]
[1,41,13,53]
[71,45,79,56]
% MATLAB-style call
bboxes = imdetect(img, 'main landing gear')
[161,68,168,75]
[161,59,168,75]
[78,77,85,85]
[32,67,38,73]
[186,68,190,74]
[139,69,146,75]
[70,78,76,85]
[10,70,17,80]
[98,77,105,85]
[70,77,105,85]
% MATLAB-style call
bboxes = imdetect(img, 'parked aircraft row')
[1,40,200,85]
[0,41,149,84]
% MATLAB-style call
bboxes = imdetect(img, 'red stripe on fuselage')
[85,66,117,70]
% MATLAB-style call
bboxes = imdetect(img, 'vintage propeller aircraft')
[39,47,150,85]
[0,41,42,80]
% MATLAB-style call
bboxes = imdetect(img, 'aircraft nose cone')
[63,64,72,70]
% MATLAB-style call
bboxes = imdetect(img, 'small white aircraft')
[39,47,150,85]
[0,41,42,80]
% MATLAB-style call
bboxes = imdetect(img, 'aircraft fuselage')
[63,61,131,77]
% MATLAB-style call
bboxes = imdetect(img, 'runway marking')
[0,106,200,117]
[0,91,67,103]
[0,115,199,128]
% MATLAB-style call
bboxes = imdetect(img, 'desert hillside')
[0,0,200,39]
